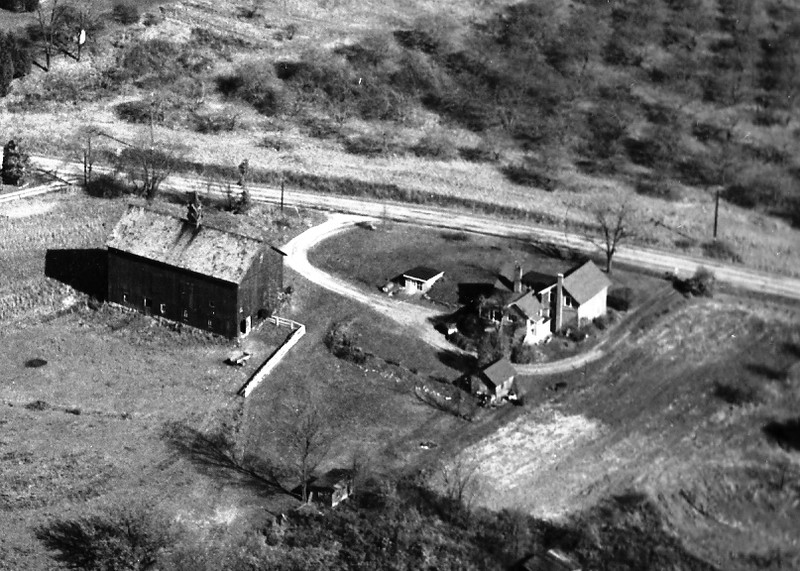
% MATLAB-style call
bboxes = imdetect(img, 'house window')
[143,297,152,309]
[183,309,189,319]
[122,293,128,303]
[160,303,166,314]
[564,295,574,308]
[207,319,213,329]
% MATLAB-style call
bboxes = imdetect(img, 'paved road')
[28,155,800,301]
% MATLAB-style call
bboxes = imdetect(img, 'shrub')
[117,39,181,85]
[634,175,682,201]
[342,133,391,157]
[501,162,557,190]
[36,501,177,571]
[701,239,741,263]
[193,110,238,134]
[675,267,715,297]
[608,287,634,311]
[112,1,139,25]
[458,145,498,163]
[85,173,132,198]
[511,344,538,364]
[0,50,12,97]
[114,99,164,124]
[325,320,367,364]
[412,132,457,160]
[216,62,284,115]
[713,381,761,405]
[593,314,610,330]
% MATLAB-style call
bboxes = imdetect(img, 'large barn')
[106,205,284,338]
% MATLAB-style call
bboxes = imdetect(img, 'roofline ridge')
[126,203,266,243]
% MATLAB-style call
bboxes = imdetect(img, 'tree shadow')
[437,349,477,373]
[457,282,494,306]
[44,249,107,300]
[763,418,800,451]
[782,342,800,359]
[161,421,294,498]
[745,363,787,381]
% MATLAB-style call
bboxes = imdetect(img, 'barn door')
[180,281,193,321]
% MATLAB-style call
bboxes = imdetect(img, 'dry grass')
[2,0,798,278]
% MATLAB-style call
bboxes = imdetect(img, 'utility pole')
[713,189,720,240]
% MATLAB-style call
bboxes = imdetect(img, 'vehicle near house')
[106,204,285,339]
[296,468,354,508]
[481,260,611,344]
[458,357,517,405]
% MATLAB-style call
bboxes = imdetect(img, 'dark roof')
[506,291,544,320]
[403,266,442,281]
[563,260,611,304]
[107,205,266,284]
[522,270,557,292]
[481,358,516,388]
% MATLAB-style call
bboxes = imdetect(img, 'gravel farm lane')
[28,155,800,302]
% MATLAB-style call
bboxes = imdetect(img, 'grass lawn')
[310,222,662,306]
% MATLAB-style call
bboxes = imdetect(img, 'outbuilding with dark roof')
[106,205,284,338]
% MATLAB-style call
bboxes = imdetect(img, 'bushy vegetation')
[34,483,718,571]
[325,319,367,364]
[111,1,139,25]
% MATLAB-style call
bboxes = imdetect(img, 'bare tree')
[592,200,633,274]
[438,457,481,511]
[116,130,185,200]
[285,405,330,503]
[35,0,66,71]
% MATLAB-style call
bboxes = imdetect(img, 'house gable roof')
[481,358,516,388]
[563,260,612,305]
[506,291,544,320]
[106,205,266,284]
[403,266,442,281]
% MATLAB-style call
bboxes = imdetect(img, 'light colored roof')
[563,260,612,305]
[506,291,544,320]
[106,205,265,284]
[403,266,442,281]
[481,358,516,387]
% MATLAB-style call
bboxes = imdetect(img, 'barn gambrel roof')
[106,205,267,284]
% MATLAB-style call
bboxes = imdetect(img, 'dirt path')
[283,214,465,355]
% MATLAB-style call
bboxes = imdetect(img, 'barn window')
[160,303,166,314]
[208,301,215,309]
[122,293,128,303]
[143,297,152,309]
[183,309,189,319]
[207,319,213,329]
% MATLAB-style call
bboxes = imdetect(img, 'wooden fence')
[238,317,306,398]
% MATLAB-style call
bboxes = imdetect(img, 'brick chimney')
[513,263,523,293]
[555,273,564,331]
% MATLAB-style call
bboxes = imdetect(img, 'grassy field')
[445,294,800,570]
[0,191,484,569]
[309,223,661,307]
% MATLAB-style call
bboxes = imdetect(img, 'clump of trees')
[0,33,32,96]
[2,139,28,186]
[0,0,38,12]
